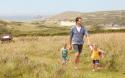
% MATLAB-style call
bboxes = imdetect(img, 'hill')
[49,10,125,26]
[49,11,83,20]
[0,10,125,36]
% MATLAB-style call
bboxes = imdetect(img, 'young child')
[89,44,104,71]
[60,43,69,65]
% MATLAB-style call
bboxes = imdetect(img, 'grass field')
[0,33,125,78]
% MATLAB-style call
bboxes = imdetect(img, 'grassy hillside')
[0,19,125,37]
[49,11,83,20]
[49,10,125,26]
[0,33,125,78]
[0,10,125,36]
[0,20,70,36]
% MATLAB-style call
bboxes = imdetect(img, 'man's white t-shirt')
[76,26,81,32]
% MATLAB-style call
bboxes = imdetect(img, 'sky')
[0,0,125,16]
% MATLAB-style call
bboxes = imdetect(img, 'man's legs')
[74,52,80,69]
[74,52,80,64]
[73,44,83,69]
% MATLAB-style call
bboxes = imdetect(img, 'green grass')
[0,33,125,78]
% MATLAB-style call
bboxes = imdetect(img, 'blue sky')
[0,0,125,16]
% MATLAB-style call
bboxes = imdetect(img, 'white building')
[60,21,75,26]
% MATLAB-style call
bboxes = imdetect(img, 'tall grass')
[0,33,125,78]
[90,33,125,72]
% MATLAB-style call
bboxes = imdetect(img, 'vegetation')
[0,33,125,78]
[0,20,125,36]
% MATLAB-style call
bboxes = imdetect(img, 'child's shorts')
[92,60,100,64]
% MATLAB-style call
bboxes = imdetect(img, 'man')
[69,17,90,69]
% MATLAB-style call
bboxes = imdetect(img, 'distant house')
[60,21,75,26]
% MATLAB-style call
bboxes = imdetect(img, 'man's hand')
[68,45,72,50]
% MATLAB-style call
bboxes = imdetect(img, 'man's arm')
[69,35,72,50]
[84,29,91,45]
[86,35,91,46]
[69,27,73,50]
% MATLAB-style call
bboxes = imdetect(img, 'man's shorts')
[92,60,100,64]
[73,44,83,53]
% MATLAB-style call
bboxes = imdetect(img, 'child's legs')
[62,57,67,65]
[92,60,96,69]
[95,60,100,69]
